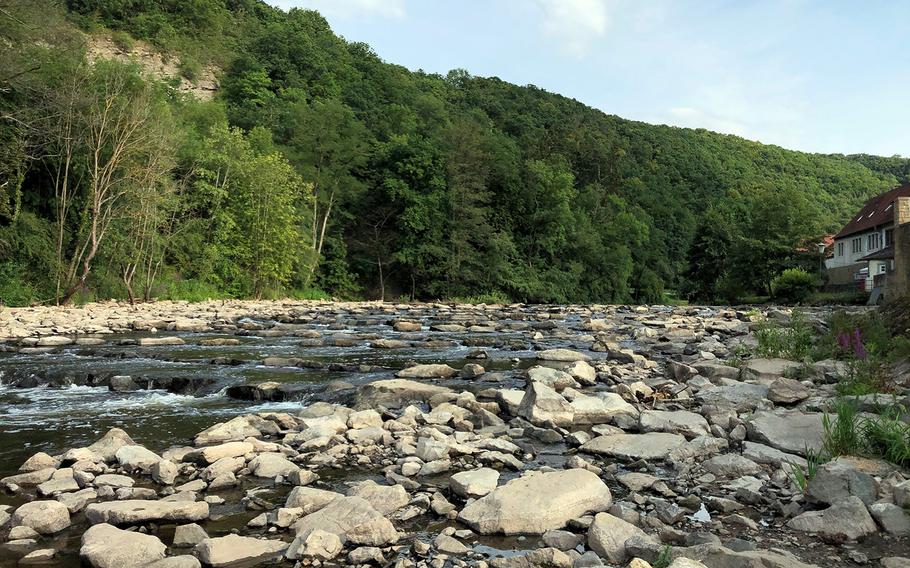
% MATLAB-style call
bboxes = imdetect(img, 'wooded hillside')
[1,0,907,304]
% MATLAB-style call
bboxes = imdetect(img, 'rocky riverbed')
[0,300,907,568]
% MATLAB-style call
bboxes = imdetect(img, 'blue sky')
[269,0,910,157]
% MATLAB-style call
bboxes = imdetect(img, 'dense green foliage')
[770,268,815,304]
[2,0,909,304]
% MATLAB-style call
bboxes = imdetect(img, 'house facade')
[825,184,910,292]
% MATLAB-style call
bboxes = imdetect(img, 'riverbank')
[0,303,906,567]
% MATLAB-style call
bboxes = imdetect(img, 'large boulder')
[194,535,287,567]
[11,500,70,534]
[746,411,825,456]
[81,523,166,568]
[787,496,877,541]
[517,382,574,427]
[85,500,209,526]
[457,469,611,535]
[291,497,399,546]
[587,512,651,564]
[580,433,686,461]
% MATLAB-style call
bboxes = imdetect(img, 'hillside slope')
[1,1,907,304]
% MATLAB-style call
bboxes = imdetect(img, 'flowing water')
[0,314,563,478]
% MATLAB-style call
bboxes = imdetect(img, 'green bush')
[771,268,815,304]
[822,398,862,458]
[156,278,229,302]
[178,56,202,82]
[754,310,814,360]
[0,262,39,306]
[110,29,134,51]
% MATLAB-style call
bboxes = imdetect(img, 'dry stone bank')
[0,300,906,567]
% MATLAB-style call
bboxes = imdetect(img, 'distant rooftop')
[835,184,910,239]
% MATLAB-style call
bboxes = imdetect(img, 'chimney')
[892,196,910,297]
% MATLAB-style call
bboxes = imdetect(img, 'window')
[886,228,894,247]
[879,264,887,274]
[837,242,845,257]
[852,237,863,254]
[868,233,881,251]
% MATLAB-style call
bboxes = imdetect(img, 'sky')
[268,0,910,157]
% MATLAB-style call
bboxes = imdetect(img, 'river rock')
[152,460,178,485]
[248,453,299,478]
[285,528,343,560]
[173,523,209,547]
[115,445,162,470]
[566,390,637,424]
[746,411,825,456]
[194,416,261,445]
[740,358,803,382]
[10,500,69,535]
[395,363,457,378]
[580,433,686,461]
[701,454,762,477]
[195,534,287,567]
[19,452,59,472]
[291,496,399,546]
[517,382,574,427]
[489,547,573,568]
[85,500,209,525]
[587,512,651,563]
[450,468,500,498]
[285,486,343,514]
[870,503,910,535]
[807,457,878,506]
[137,336,185,346]
[674,543,819,568]
[87,428,136,462]
[767,377,811,404]
[787,496,877,541]
[457,469,611,535]
[639,410,710,439]
[80,523,166,568]
[345,480,409,515]
[536,348,591,362]
[526,366,578,391]
[199,441,254,464]
[355,379,452,409]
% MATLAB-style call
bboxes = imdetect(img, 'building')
[826,184,910,293]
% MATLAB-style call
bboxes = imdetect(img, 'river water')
[0,313,566,478]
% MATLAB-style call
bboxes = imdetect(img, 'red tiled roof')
[835,184,910,239]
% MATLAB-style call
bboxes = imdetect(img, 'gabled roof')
[835,184,910,239]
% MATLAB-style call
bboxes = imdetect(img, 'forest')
[1,0,908,306]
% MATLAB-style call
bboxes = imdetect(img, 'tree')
[279,98,370,284]
[192,124,310,297]
[34,60,174,304]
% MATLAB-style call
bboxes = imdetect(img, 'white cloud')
[536,0,610,58]
[270,0,405,19]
